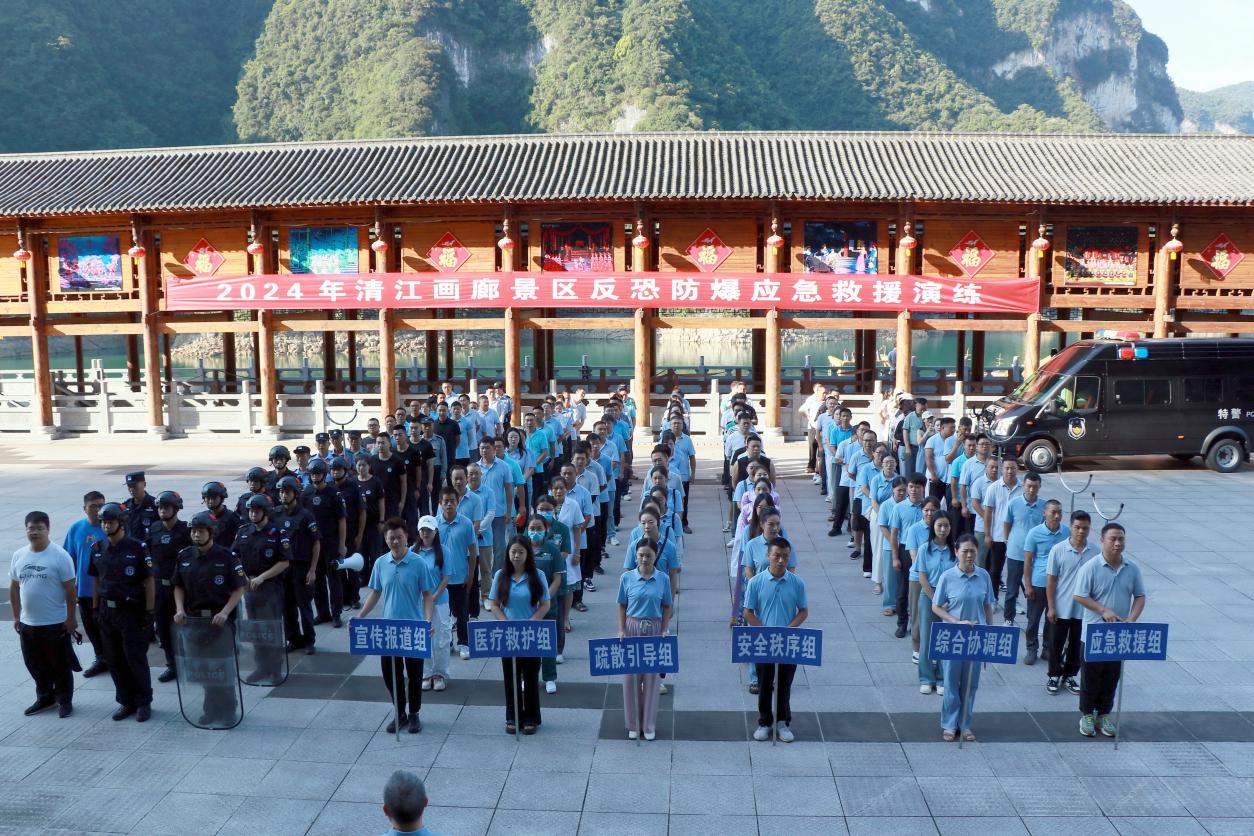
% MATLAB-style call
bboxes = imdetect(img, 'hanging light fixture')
[1031,223,1051,258]
[1162,224,1184,260]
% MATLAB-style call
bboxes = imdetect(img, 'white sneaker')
[1004,620,1015,628]
[912,651,920,663]
[776,723,795,743]
[458,646,470,660]
[723,521,732,533]
[556,654,564,664]
[433,676,447,692]
[812,475,821,484]
[624,492,632,502]
[659,682,668,695]
[545,681,557,694]
[936,685,945,696]
[643,731,656,741]
[862,571,872,579]
[726,539,735,548]
[420,677,433,691]
[609,536,620,547]
[753,725,771,742]
[628,730,639,740]
[920,683,933,695]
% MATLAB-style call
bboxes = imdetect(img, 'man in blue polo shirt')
[475,438,515,572]
[63,491,108,678]
[743,538,808,744]
[1045,510,1097,695]
[358,517,437,734]
[436,487,477,660]
[1021,498,1067,667]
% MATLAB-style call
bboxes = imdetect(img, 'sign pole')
[515,659,523,743]
[958,661,972,750]
[772,665,780,747]
[392,656,401,743]
[1113,661,1124,750]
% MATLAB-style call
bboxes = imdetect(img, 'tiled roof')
[1,131,1252,217]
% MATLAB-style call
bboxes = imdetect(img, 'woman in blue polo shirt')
[487,536,550,735]
[617,539,673,740]
[412,517,452,692]
[930,534,995,742]
[916,514,956,695]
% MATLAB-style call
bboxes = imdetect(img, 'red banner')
[163,271,1040,314]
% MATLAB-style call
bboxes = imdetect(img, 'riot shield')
[236,581,289,687]
[173,617,244,730]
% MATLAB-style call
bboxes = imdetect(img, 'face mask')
[527,530,545,543]
[538,510,554,520]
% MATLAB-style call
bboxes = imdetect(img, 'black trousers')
[154,584,177,669]
[78,596,106,664]
[429,467,444,513]
[449,579,470,647]
[895,547,913,629]
[987,542,1008,597]
[531,472,548,506]
[502,657,542,726]
[755,662,797,726]
[1080,659,1122,715]
[19,623,74,706]
[681,480,691,526]
[1049,617,1083,679]
[98,605,152,708]
[831,486,850,534]
[312,540,344,620]
[381,655,424,716]
[807,432,819,471]
[284,565,317,648]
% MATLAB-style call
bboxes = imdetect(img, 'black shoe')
[196,714,221,727]
[57,702,73,719]
[386,713,408,734]
[23,699,54,716]
[304,644,316,655]
[1064,676,1081,695]
[827,528,838,537]
[594,566,605,575]
[408,714,422,734]
[332,616,343,629]
[583,579,597,592]
[136,705,151,723]
[312,614,331,625]
[1046,676,1060,694]
[850,550,861,561]
[243,671,272,686]
[285,641,298,652]
[682,525,692,534]
[82,660,108,678]
[522,723,537,735]
[349,600,362,610]
[894,626,908,639]
[112,705,137,721]
[158,667,177,683]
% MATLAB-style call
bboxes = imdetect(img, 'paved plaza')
[2,436,1254,834]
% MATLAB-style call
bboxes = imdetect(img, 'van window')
[1234,377,1254,402]
[1184,377,1223,404]
[1113,378,1172,407]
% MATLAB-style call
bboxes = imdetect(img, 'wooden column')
[894,225,915,395]
[73,336,85,390]
[223,330,237,387]
[1152,222,1177,339]
[633,307,652,432]
[425,310,439,382]
[442,311,454,378]
[125,331,140,387]
[764,308,782,430]
[380,309,397,417]
[136,227,166,434]
[322,330,336,387]
[258,231,279,431]
[504,308,521,399]
[1023,227,1043,375]
[27,238,54,432]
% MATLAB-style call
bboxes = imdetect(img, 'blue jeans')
[1004,558,1025,623]
[941,659,981,732]
[917,592,938,685]
[881,542,898,610]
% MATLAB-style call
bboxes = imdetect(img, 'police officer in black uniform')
[236,467,273,517]
[332,456,365,608]
[147,491,191,684]
[232,495,292,684]
[121,471,159,543]
[302,459,347,627]
[173,512,247,726]
[265,446,295,494]
[272,476,321,654]
[202,482,240,548]
[89,502,155,722]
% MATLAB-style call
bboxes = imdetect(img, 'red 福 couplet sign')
[163,271,1040,314]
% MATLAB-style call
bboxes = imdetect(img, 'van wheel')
[1205,439,1246,473]
[1022,439,1059,474]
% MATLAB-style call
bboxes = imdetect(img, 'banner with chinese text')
[730,626,823,666]
[165,271,1039,314]
[1082,622,1168,662]
[467,619,559,659]
[347,618,432,660]
[588,636,679,676]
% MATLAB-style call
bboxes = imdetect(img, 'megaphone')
[334,553,364,572]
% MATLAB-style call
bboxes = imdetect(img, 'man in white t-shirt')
[9,511,77,718]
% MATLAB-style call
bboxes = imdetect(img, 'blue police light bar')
[1117,345,1149,360]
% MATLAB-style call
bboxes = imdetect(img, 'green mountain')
[1180,82,1254,134]
[0,0,1185,155]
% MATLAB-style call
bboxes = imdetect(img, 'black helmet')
[245,494,272,513]
[100,502,126,523]
[269,445,290,461]
[330,456,350,472]
[307,459,329,476]
[156,491,183,510]
[245,466,267,482]
[276,476,302,494]
[189,511,216,531]
[201,481,228,500]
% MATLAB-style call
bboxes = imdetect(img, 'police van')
[985,338,1254,473]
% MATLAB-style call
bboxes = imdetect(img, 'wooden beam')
[0,303,25,315]
[781,316,899,331]
[1040,319,1155,333]
[523,316,635,330]
[47,322,145,336]
[396,316,502,331]
[159,320,258,334]
[48,299,143,314]
[653,316,763,330]
[1174,319,1254,334]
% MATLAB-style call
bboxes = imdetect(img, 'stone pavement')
[2,436,1254,834]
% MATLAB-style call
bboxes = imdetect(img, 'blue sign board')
[731,626,822,666]
[468,620,559,659]
[929,623,1019,664]
[1083,622,1168,662]
[588,636,679,676]
[348,618,431,659]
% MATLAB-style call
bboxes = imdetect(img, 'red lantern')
[127,244,146,259]
[246,240,265,256]
[370,238,388,254]
[632,233,650,249]
[1031,236,1051,259]
[12,247,31,262]
[766,233,785,249]
[1162,236,1184,260]
[898,235,917,250]
[497,235,515,251]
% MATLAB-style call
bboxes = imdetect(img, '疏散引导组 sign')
[731,626,822,666]
[164,271,1040,314]
[588,636,679,676]
[348,618,432,660]
[929,623,1020,664]
[1083,623,1168,662]
[467,620,559,659]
